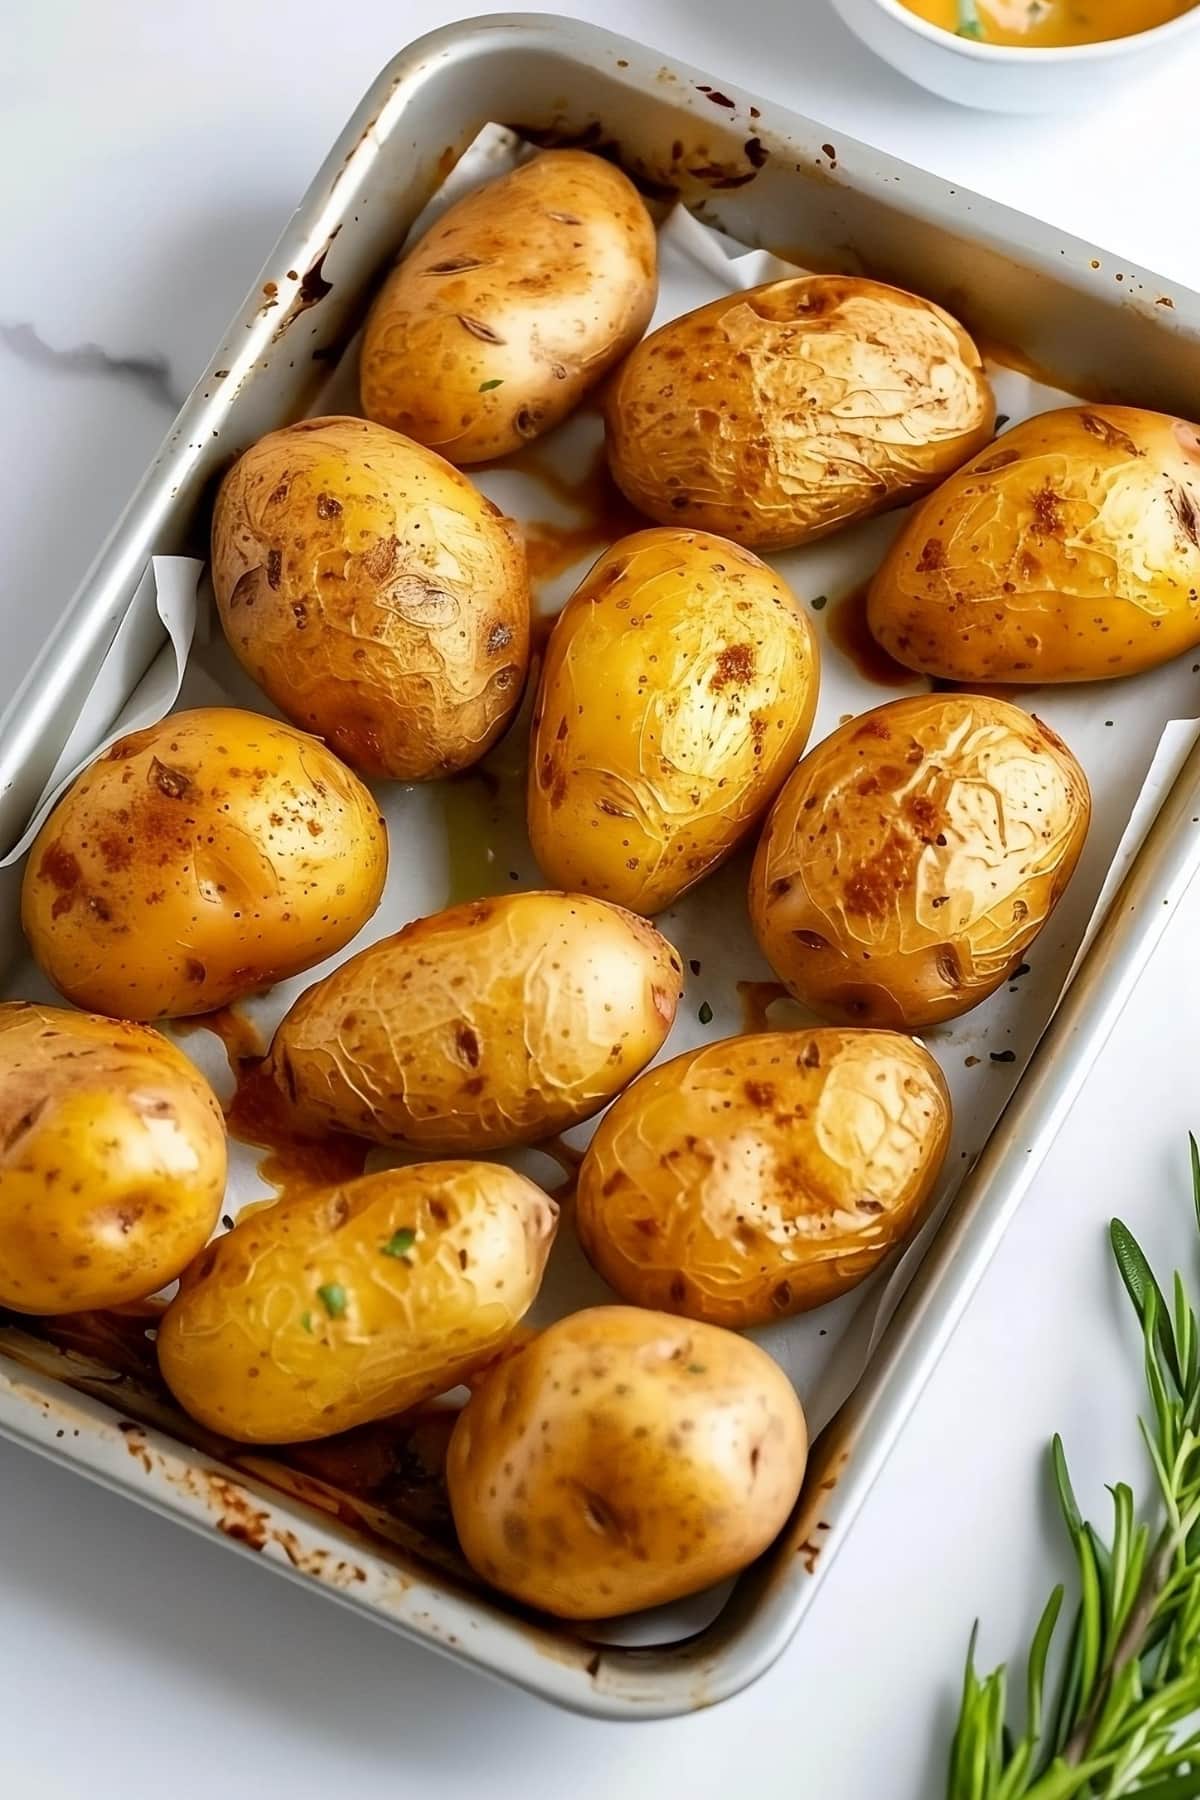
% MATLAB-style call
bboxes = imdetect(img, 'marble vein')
[0,322,184,411]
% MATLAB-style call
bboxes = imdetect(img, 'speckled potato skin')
[0,1003,226,1315]
[576,1031,950,1326]
[446,1306,807,1619]
[867,406,1200,682]
[211,416,530,779]
[268,891,683,1152]
[21,707,388,1020]
[749,694,1090,1029]
[158,1162,557,1443]
[527,529,819,914]
[359,152,657,464]
[604,276,994,551]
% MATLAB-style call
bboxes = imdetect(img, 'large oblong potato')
[158,1162,557,1443]
[749,694,1090,1029]
[447,1306,807,1619]
[0,1003,226,1315]
[605,276,994,551]
[268,891,683,1151]
[211,416,530,780]
[527,529,819,914]
[21,707,387,1019]
[576,1030,950,1327]
[360,151,657,464]
[867,406,1200,682]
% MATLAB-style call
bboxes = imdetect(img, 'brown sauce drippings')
[737,979,793,1034]
[494,438,646,595]
[175,1004,265,1068]
[930,677,1037,703]
[826,582,918,688]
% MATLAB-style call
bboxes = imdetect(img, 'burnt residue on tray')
[826,582,919,690]
[508,117,773,203]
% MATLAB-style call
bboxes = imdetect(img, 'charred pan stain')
[298,253,333,307]
[744,137,768,168]
[696,85,736,107]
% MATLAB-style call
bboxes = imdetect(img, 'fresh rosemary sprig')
[946,1138,1200,1798]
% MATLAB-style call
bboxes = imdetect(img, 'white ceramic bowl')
[832,0,1200,110]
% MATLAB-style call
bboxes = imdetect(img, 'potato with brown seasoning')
[21,707,388,1019]
[268,891,683,1151]
[749,694,1090,1029]
[446,1305,808,1619]
[527,528,819,914]
[867,406,1200,682]
[360,151,657,464]
[605,275,994,550]
[211,416,530,780]
[576,1029,950,1327]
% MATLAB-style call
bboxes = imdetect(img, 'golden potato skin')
[360,152,657,464]
[211,416,530,779]
[749,694,1090,1029]
[21,707,387,1020]
[269,891,682,1152]
[576,1031,949,1326]
[447,1306,807,1619]
[528,529,819,914]
[158,1163,557,1443]
[867,406,1200,682]
[0,1003,226,1315]
[605,277,994,551]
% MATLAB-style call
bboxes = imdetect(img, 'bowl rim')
[865,0,1200,62]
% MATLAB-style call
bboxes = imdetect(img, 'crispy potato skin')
[211,416,530,780]
[158,1163,557,1443]
[749,694,1090,1029]
[605,276,994,550]
[576,1030,950,1326]
[360,151,657,464]
[527,529,819,913]
[446,1305,807,1618]
[268,891,683,1151]
[867,406,1200,682]
[21,707,387,1019]
[0,1003,226,1314]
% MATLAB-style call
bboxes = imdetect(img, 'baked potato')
[267,891,682,1151]
[527,529,819,914]
[867,405,1200,682]
[576,1030,950,1326]
[360,151,657,464]
[605,276,994,551]
[211,416,530,780]
[0,1003,227,1315]
[21,707,387,1019]
[446,1305,808,1618]
[157,1162,557,1443]
[749,694,1090,1029]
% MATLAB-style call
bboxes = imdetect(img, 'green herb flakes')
[382,1228,417,1259]
[478,378,504,392]
[317,1282,347,1319]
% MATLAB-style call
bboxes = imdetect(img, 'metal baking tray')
[3,12,1200,1720]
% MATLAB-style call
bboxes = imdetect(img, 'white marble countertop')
[4,4,1200,1796]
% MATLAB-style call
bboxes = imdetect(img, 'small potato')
[867,406,1200,682]
[447,1306,807,1619]
[360,151,657,464]
[269,891,682,1151]
[576,1031,950,1326]
[21,707,387,1019]
[158,1162,557,1443]
[211,416,529,780]
[605,276,994,550]
[749,694,1090,1029]
[528,529,819,914]
[0,1003,226,1315]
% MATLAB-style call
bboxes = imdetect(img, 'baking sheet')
[5,125,1200,1641]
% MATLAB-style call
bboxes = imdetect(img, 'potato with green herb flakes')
[157,1163,556,1443]
[447,1305,808,1619]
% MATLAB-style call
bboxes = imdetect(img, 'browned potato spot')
[576,1030,950,1326]
[211,416,530,780]
[605,276,994,550]
[446,1306,807,1619]
[527,528,819,914]
[867,406,1200,682]
[21,707,388,1020]
[749,694,1090,1029]
[360,151,657,464]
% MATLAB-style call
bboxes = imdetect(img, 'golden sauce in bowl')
[902,0,1194,45]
